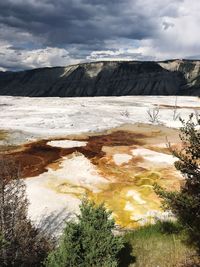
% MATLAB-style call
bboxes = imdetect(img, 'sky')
[0,0,200,71]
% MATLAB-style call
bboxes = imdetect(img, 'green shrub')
[45,198,124,267]
[157,220,183,235]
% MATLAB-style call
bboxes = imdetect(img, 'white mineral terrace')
[0,96,199,141]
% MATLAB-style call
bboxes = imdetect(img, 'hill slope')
[0,59,200,96]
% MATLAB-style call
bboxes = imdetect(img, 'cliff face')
[0,60,199,96]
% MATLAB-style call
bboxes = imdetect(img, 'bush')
[0,158,53,266]
[157,220,183,235]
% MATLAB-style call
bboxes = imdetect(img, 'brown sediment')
[79,131,146,163]
[0,129,149,178]
[105,123,180,145]
[59,122,181,145]
[154,104,200,109]
[1,140,65,178]
[0,130,8,140]
[0,123,181,180]
[0,145,20,152]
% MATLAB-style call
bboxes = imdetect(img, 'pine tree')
[155,114,200,254]
[46,198,124,267]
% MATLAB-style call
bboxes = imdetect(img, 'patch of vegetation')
[124,222,195,267]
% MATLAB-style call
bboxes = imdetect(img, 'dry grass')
[124,223,197,267]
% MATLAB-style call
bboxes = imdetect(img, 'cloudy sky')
[0,0,200,71]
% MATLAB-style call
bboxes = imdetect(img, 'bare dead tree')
[120,110,130,118]
[193,109,199,124]
[147,106,160,123]
[172,96,180,121]
[0,157,53,267]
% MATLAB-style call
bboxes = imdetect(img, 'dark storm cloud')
[0,0,199,71]
[162,22,174,30]
[0,60,28,70]
[0,0,158,47]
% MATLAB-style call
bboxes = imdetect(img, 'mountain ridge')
[0,59,199,96]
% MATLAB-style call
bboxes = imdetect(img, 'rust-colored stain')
[1,140,64,178]
[80,131,146,165]
[0,130,148,178]
[0,130,8,140]
[154,104,200,109]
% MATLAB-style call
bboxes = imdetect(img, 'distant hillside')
[0,59,200,96]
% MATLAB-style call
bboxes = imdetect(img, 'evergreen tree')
[46,198,124,267]
[155,114,200,254]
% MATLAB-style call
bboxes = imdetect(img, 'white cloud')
[87,48,151,61]
[0,44,80,70]
[0,67,6,71]
[138,0,200,60]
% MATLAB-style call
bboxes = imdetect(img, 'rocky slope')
[0,59,199,96]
